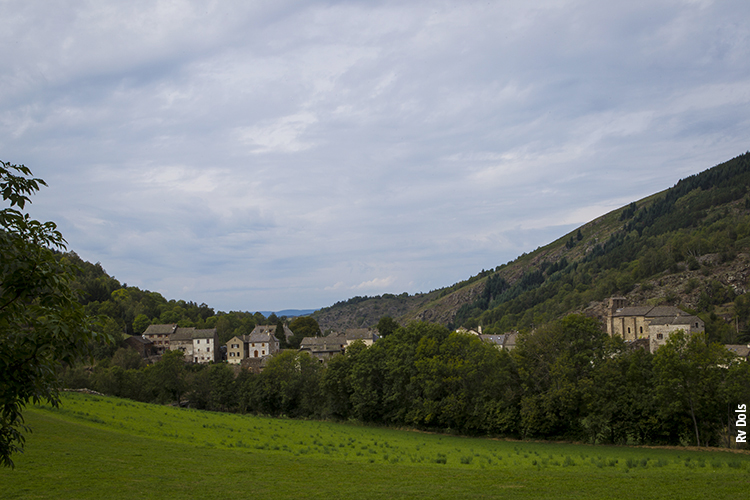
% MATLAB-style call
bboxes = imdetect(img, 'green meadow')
[2,393,749,499]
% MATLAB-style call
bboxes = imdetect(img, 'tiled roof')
[649,315,697,326]
[248,332,275,343]
[143,324,177,335]
[252,324,293,339]
[613,305,697,320]
[480,334,504,344]
[480,332,518,348]
[345,328,378,340]
[171,327,195,341]
[725,345,750,357]
[613,306,652,317]
[647,306,686,317]
[300,336,346,351]
[192,328,217,339]
[127,335,152,345]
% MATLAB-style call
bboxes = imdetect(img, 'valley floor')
[2,393,749,500]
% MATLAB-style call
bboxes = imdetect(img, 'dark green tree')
[151,350,188,404]
[653,331,733,446]
[376,316,400,337]
[274,320,288,349]
[249,350,323,417]
[132,313,151,335]
[1,161,104,468]
[287,316,321,349]
[513,314,608,439]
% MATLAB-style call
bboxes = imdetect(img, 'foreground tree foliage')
[1,161,103,468]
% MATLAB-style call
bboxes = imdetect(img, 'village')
[122,296,750,371]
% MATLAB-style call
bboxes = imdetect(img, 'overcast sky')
[2,1,749,312]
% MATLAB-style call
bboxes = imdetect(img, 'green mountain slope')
[315,152,750,342]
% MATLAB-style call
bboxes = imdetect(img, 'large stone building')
[168,327,220,363]
[299,329,380,362]
[226,330,280,365]
[192,329,220,363]
[299,333,347,361]
[605,297,705,352]
[142,324,177,354]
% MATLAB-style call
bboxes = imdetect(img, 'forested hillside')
[316,152,750,343]
[61,253,285,351]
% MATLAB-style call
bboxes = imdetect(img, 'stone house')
[226,336,247,365]
[192,329,219,363]
[605,297,705,352]
[123,334,155,357]
[246,331,278,359]
[169,327,195,359]
[168,327,219,363]
[344,328,379,347]
[299,333,347,362]
[226,331,280,365]
[480,331,518,351]
[142,323,177,354]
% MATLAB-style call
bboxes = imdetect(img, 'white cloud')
[352,277,396,291]
[3,0,750,311]
[237,112,319,154]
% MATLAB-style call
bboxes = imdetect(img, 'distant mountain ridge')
[313,152,750,343]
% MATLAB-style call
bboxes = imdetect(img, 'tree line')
[64,315,750,448]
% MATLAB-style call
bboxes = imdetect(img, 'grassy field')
[2,393,749,499]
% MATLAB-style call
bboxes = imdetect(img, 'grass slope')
[3,393,749,499]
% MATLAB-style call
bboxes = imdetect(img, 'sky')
[2,0,749,313]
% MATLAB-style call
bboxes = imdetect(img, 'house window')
[627,327,631,334]
[639,326,643,334]
[207,347,210,352]
[695,323,699,328]
[657,334,663,340]
[197,340,200,344]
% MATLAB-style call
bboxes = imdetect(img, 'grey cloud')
[3,0,750,311]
